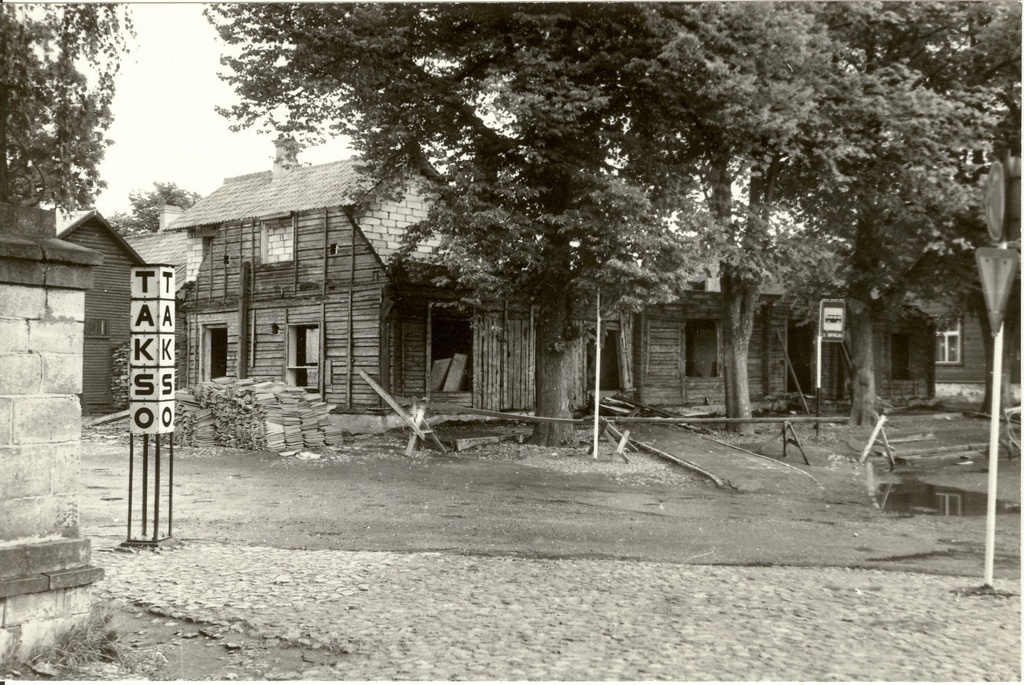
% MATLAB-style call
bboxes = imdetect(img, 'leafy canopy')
[209,4,702,311]
[0,4,132,213]
[108,181,201,236]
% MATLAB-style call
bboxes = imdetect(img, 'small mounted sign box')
[130,265,175,434]
[819,299,846,342]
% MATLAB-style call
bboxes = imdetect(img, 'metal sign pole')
[983,319,1004,587]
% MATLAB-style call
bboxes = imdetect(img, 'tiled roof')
[165,159,370,231]
[127,230,190,287]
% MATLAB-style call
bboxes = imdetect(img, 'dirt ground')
[7,407,1020,681]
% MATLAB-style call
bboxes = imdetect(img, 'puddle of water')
[876,477,1020,517]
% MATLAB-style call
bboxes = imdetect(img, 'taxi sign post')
[817,300,846,436]
[125,265,177,548]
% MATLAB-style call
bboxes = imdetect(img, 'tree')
[632,3,843,432]
[787,2,1018,424]
[108,181,201,235]
[0,5,131,213]
[209,4,700,445]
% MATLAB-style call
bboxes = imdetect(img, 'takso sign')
[129,266,175,434]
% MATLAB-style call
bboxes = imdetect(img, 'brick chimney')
[273,136,299,180]
[158,204,183,230]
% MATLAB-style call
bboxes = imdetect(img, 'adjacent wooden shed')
[57,211,146,411]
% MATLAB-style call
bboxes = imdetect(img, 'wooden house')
[165,151,545,412]
[57,211,146,411]
[168,149,945,419]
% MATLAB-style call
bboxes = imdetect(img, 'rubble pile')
[174,377,344,452]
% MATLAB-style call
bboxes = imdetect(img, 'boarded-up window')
[262,219,293,263]
[430,317,472,392]
[647,325,681,376]
[84,318,108,338]
[685,319,718,378]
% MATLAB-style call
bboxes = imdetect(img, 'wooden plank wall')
[64,221,140,409]
[186,206,386,407]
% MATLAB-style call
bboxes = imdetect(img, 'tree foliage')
[0,4,132,213]
[108,181,201,235]
[208,2,1020,431]
[785,2,1020,423]
[210,3,706,443]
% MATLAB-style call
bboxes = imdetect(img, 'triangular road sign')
[976,247,1020,333]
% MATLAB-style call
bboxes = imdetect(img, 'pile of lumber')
[174,377,343,452]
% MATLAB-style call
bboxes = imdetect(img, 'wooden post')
[858,414,888,463]
[292,212,299,293]
[237,260,250,379]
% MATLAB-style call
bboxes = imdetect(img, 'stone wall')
[0,204,105,664]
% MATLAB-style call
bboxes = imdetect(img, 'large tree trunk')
[720,266,758,434]
[847,297,878,426]
[527,286,579,446]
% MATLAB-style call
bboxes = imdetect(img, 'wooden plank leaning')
[357,369,447,454]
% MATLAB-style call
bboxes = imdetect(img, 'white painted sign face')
[130,266,175,434]
[130,266,176,300]
[130,400,176,434]
[819,299,846,342]
[130,300,175,334]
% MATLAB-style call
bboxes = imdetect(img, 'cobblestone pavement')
[93,541,1021,681]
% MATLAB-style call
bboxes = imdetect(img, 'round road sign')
[985,161,1005,242]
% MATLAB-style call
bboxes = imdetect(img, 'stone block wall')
[0,204,105,664]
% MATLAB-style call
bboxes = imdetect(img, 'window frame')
[935,320,962,366]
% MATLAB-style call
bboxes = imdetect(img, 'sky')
[93,3,353,217]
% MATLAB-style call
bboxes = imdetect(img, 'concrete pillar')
[0,203,105,664]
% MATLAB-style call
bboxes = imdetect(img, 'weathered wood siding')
[62,221,140,410]
[185,206,386,408]
[633,295,787,407]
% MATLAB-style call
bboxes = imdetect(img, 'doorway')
[205,326,228,380]
[786,323,814,394]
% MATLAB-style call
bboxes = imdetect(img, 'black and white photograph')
[0,2,1020,681]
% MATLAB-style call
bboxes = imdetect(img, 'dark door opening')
[207,327,228,380]
[786,324,814,394]
[588,329,621,391]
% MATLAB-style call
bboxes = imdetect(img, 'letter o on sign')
[161,405,174,429]
[134,406,155,430]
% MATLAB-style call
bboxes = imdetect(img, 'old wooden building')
[168,150,941,417]
[164,152,546,412]
[58,211,146,410]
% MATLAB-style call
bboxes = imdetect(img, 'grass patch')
[15,600,138,677]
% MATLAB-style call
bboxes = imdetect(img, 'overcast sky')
[93,3,353,217]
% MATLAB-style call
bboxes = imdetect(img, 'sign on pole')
[975,248,1019,334]
[129,266,176,434]
[819,299,846,342]
[985,161,1006,243]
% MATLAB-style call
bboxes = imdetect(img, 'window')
[935,321,961,364]
[685,319,719,378]
[287,324,319,389]
[261,218,293,263]
[891,333,912,380]
[84,318,108,338]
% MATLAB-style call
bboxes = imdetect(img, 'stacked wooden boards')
[173,377,343,452]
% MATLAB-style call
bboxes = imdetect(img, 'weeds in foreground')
[13,600,140,677]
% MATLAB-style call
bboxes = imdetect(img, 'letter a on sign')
[976,247,1020,334]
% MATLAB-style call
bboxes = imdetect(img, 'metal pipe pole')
[127,435,134,541]
[984,318,1005,587]
[154,432,161,542]
[815,334,822,438]
[141,434,149,536]
[168,432,174,537]
[592,291,601,459]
